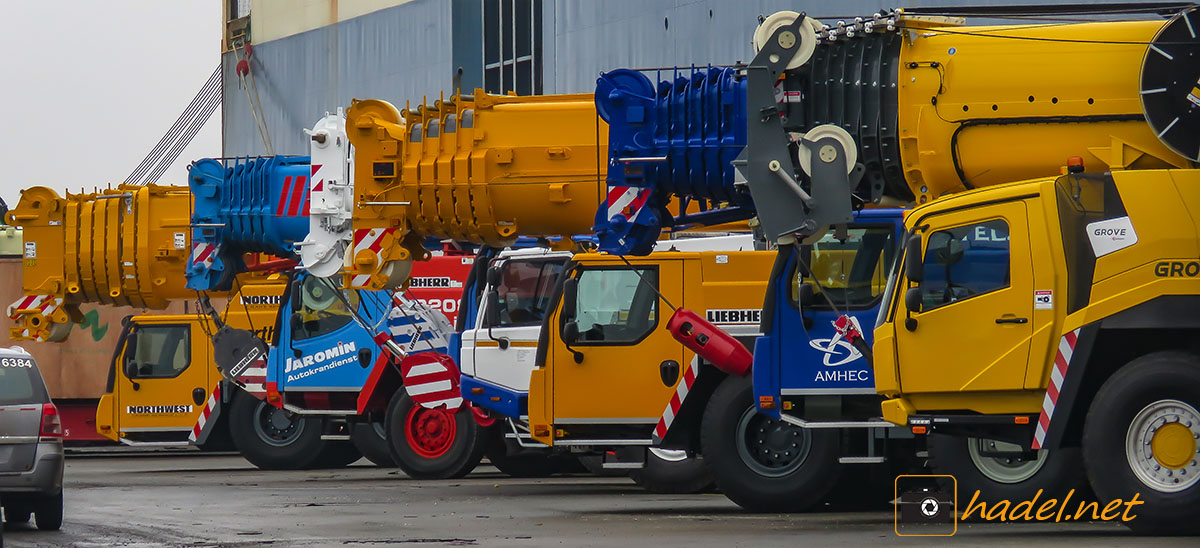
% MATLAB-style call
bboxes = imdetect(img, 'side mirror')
[797,283,816,307]
[561,278,579,320]
[931,235,964,267]
[123,360,139,380]
[486,265,502,288]
[358,347,372,368]
[905,286,923,314]
[905,235,923,283]
[290,278,303,311]
[562,321,580,345]
[290,314,303,332]
[485,289,501,327]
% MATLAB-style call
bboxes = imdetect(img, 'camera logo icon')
[895,475,957,537]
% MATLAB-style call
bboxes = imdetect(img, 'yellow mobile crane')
[722,4,1197,533]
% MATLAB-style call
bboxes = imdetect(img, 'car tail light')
[40,402,63,439]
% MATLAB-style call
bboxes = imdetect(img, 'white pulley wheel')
[752,11,819,70]
[797,124,858,176]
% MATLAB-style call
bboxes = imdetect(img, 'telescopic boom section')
[5,184,193,341]
[596,9,1198,252]
[186,155,312,292]
[343,90,606,290]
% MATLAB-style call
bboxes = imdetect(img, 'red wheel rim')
[405,404,456,459]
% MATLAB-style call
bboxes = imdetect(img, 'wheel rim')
[734,406,810,478]
[372,421,387,439]
[405,405,457,459]
[967,438,1048,484]
[648,448,689,463]
[1125,398,1200,493]
[252,401,305,447]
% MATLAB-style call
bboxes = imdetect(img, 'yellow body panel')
[896,19,1192,203]
[7,185,195,341]
[876,169,1200,418]
[529,250,775,445]
[98,279,285,443]
[345,91,606,289]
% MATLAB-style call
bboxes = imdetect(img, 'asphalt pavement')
[2,454,1194,547]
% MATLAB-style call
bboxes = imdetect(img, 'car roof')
[0,346,33,359]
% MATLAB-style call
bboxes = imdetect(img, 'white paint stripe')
[661,404,676,425]
[1140,87,1168,95]
[1042,394,1056,419]
[407,380,453,396]
[1050,365,1065,390]
[1186,12,1196,38]
[407,363,448,377]
[1033,423,1047,447]
[1150,44,1174,60]
[1057,337,1074,364]
[608,188,639,217]
[1157,116,1179,138]
[420,397,463,409]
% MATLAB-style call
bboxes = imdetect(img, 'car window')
[792,226,895,309]
[918,219,1010,311]
[292,276,361,341]
[571,268,658,344]
[0,355,49,404]
[487,259,567,327]
[125,326,191,379]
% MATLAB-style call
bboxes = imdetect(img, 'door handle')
[995,317,1028,324]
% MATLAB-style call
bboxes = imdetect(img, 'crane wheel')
[1082,351,1200,535]
[700,375,840,512]
[629,448,715,494]
[228,391,327,470]
[351,421,397,467]
[384,390,487,479]
[925,434,1086,519]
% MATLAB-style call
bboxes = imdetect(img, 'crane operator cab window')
[916,219,1010,311]
[123,325,191,378]
[569,267,658,344]
[486,259,566,327]
[792,226,896,309]
[292,275,360,341]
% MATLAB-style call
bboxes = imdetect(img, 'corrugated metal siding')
[225,0,1166,156]
[224,0,452,156]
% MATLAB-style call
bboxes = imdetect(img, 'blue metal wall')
[223,0,1166,156]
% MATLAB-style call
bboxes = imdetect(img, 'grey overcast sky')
[0,0,222,209]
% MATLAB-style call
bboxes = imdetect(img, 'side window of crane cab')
[292,276,360,341]
[792,226,895,309]
[918,219,1010,311]
[487,259,567,327]
[124,325,191,379]
[570,267,658,344]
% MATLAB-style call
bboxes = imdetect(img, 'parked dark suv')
[0,347,64,530]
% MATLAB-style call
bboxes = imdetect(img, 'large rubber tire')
[228,392,327,470]
[701,375,841,512]
[3,505,30,524]
[1082,352,1200,535]
[384,391,487,479]
[629,448,715,494]
[352,421,397,467]
[33,491,62,531]
[312,441,363,468]
[926,434,1086,514]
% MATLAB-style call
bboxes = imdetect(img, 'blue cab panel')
[594,67,750,255]
[753,209,905,419]
[187,156,312,291]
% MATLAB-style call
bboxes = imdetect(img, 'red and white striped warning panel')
[1033,328,1081,449]
[7,294,62,320]
[350,228,394,287]
[606,185,651,221]
[191,242,219,269]
[652,356,700,443]
[189,383,223,443]
[235,357,268,398]
[401,353,463,411]
[274,174,310,217]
